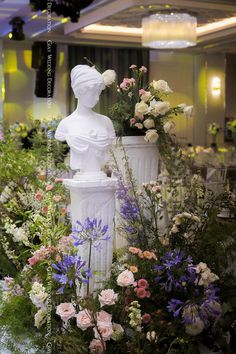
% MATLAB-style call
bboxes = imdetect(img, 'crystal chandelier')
[142,13,197,49]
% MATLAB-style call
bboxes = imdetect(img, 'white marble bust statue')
[55,65,115,178]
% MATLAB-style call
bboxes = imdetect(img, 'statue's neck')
[75,103,93,116]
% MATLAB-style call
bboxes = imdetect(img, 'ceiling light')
[142,13,197,49]
[9,17,25,40]
[82,24,142,35]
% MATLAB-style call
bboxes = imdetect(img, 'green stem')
[87,240,92,296]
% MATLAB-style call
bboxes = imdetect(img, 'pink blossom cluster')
[3,277,23,297]
[28,246,56,266]
[134,278,151,299]
[119,77,135,90]
[128,247,157,260]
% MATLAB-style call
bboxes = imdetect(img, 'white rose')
[144,129,159,143]
[143,119,155,129]
[98,289,118,307]
[151,80,172,94]
[29,282,48,308]
[112,323,124,340]
[117,270,134,287]
[34,308,47,329]
[135,101,149,118]
[134,123,143,129]
[149,99,170,116]
[183,105,193,118]
[164,121,175,133]
[102,69,116,86]
[141,91,152,102]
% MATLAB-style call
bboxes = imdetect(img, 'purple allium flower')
[154,249,196,292]
[182,303,200,325]
[71,217,110,251]
[52,254,91,294]
[167,299,184,317]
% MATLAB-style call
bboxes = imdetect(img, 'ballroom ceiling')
[0,0,236,52]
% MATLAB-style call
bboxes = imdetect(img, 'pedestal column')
[64,176,117,294]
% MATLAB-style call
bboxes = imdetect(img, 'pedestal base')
[64,177,117,294]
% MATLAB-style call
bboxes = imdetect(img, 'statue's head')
[71,65,105,108]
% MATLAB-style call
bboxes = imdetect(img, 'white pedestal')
[112,136,159,249]
[64,176,117,294]
[113,136,159,186]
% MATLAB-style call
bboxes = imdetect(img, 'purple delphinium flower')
[154,249,196,292]
[116,177,139,221]
[52,254,91,294]
[71,217,110,251]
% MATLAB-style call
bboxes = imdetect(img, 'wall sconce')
[211,77,221,96]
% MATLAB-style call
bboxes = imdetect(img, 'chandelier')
[142,13,197,49]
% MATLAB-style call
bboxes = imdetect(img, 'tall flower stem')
[87,240,92,296]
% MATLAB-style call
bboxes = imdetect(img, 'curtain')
[68,45,149,115]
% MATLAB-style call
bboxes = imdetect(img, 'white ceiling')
[0,0,236,52]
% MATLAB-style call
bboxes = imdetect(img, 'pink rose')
[117,270,134,287]
[97,310,112,324]
[142,313,151,324]
[137,279,148,289]
[76,309,93,330]
[54,178,63,183]
[139,89,146,95]
[46,184,53,191]
[94,323,113,341]
[136,287,147,299]
[35,192,43,201]
[53,195,61,202]
[60,207,67,214]
[41,206,48,214]
[128,247,141,254]
[56,303,76,323]
[89,339,105,353]
[146,290,151,298]
[98,289,118,307]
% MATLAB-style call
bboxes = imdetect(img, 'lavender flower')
[52,254,92,294]
[71,218,110,251]
[167,299,184,317]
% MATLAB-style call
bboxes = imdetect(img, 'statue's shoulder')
[97,113,112,125]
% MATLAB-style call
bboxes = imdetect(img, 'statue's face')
[78,84,103,108]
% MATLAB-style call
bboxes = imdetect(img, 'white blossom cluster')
[195,262,219,287]
[170,212,201,235]
[128,301,142,332]
[4,218,29,246]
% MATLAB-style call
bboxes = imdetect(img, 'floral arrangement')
[109,64,193,141]
[1,142,236,353]
[208,122,220,136]
[226,119,236,133]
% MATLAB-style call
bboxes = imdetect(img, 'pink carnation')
[130,118,136,126]
[139,66,148,73]
[129,64,137,69]
[56,303,76,323]
[41,206,48,214]
[139,89,146,95]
